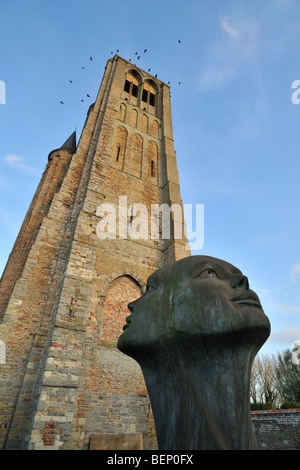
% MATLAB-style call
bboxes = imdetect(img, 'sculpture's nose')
[231,274,249,290]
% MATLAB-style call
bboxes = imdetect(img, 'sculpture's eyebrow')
[192,261,242,277]
[230,266,243,276]
[146,272,161,288]
[192,261,221,277]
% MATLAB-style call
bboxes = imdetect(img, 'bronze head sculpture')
[117,256,271,450]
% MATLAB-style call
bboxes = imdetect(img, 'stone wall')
[0,55,189,450]
[251,409,300,450]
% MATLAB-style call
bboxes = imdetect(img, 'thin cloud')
[4,154,28,170]
[3,154,38,174]
[220,18,238,38]
[277,304,300,314]
[269,327,300,346]
[290,264,300,283]
[198,67,237,91]
[198,16,259,92]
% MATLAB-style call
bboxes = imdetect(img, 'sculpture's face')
[117,256,270,356]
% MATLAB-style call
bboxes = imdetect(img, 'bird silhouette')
[81,99,84,102]
[135,52,138,55]
[155,74,157,78]
[81,66,85,69]
[69,80,73,83]
[87,94,90,97]
[90,56,93,61]
[117,49,119,52]
[144,49,147,53]
[148,69,151,72]
[60,101,64,104]
[178,40,181,43]
[137,56,140,60]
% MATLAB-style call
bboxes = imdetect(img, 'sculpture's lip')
[122,316,132,331]
[232,299,262,307]
[231,291,262,308]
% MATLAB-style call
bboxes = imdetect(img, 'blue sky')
[0,0,300,357]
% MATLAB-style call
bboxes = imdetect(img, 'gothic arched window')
[123,72,141,103]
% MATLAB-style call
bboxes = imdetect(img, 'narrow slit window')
[129,206,134,224]
[151,160,156,177]
[116,146,121,161]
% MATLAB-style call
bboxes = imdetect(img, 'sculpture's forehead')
[148,256,242,284]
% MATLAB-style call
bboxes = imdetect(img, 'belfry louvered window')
[123,73,140,102]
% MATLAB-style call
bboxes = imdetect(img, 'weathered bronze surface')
[118,255,271,450]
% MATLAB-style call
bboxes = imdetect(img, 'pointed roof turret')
[61,130,77,153]
[48,130,77,161]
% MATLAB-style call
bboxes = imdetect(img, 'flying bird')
[82,66,85,69]
[178,40,181,43]
[87,94,90,97]
[148,69,151,72]
[60,101,64,104]
[81,99,84,102]
[69,80,73,83]
[137,56,140,60]
[135,52,138,55]
[155,74,157,78]
[90,56,93,61]
[144,49,147,53]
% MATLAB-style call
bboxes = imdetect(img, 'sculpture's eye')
[147,285,155,292]
[198,268,218,279]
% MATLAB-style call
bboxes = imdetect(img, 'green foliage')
[280,401,300,409]
[250,402,268,410]
[251,401,275,411]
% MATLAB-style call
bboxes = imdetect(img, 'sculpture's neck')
[140,345,257,450]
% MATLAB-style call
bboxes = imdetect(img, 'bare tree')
[251,354,278,408]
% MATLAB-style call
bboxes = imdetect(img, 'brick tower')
[0,55,190,450]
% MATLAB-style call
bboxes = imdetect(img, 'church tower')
[0,55,190,450]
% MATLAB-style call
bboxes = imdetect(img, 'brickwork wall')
[251,409,300,450]
[101,275,142,343]
[0,68,103,449]
[0,150,73,319]
[0,55,190,450]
